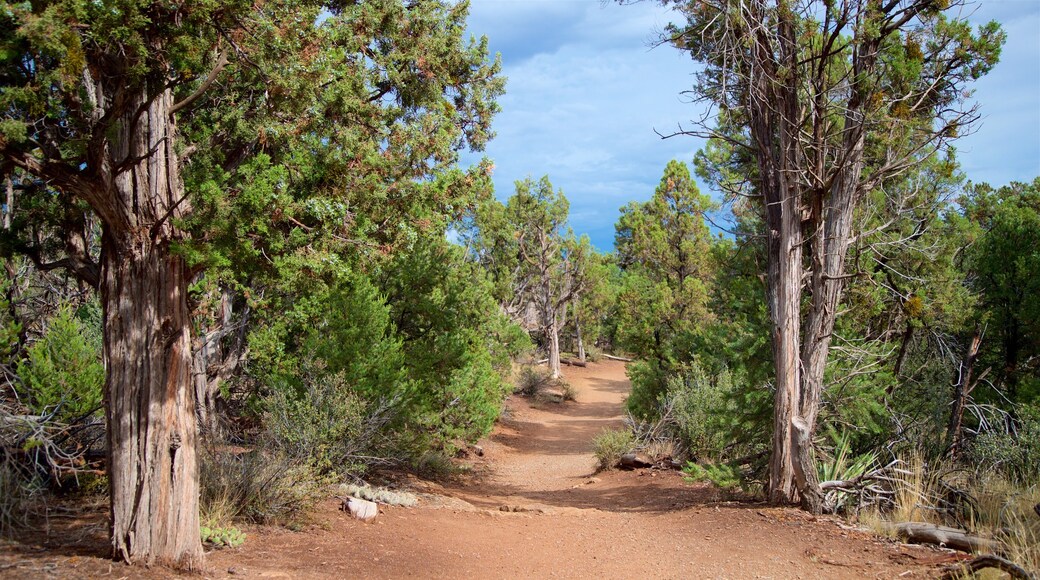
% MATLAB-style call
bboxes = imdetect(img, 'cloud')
[463,0,1040,250]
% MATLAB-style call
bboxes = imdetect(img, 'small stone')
[228,567,239,575]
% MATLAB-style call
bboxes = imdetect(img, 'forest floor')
[0,360,964,579]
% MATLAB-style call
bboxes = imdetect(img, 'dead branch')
[941,555,1036,580]
[887,522,999,553]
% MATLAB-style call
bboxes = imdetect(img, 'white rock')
[345,497,378,522]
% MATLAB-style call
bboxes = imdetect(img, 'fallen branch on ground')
[603,354,633,362]
[940,555,1036,580]
[887,522,999,553]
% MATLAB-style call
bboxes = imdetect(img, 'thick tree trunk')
[758,1,804,505]
[100,86,203,569]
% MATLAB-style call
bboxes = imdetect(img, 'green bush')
[666,363,739,462]
[263,362,377,477]
[593,428,634,470]
[683,461,742,491]
[17,305,103,422]
[515,366,551,396]
[200,525,245,548]
[969,404,1040,484]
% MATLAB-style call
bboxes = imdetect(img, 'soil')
[0,360,962,579]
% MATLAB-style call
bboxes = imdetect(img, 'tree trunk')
[100,85,204,569]
[576,318,586,363]
[947,328,982,460]
[548,318,562,379]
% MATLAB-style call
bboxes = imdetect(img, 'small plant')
[414,451,468,479]
[683,461,742,491]
[584,345,602,362]
[17,306,104,423]
[559,381,578,402]
[593,428,634,470]
[515,366,550,396]
[339,483,418,507]
[200,525,245,548]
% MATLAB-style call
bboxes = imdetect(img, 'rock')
[470,445,484,457]
[618,452,654,469]
[343,497,379,522]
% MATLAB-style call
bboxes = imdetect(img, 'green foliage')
[515,366,551,396]
[615,161,718,419]
[200,526,245,549]
[593,428,634,471]
[968,404,1040,485]
[666,364,741,462]
[964,178,1040,403]
[0,276,20,359]
[251,232,524,466]
[263,363,373,477]
[683,462,742,491]
[16,305,103,422]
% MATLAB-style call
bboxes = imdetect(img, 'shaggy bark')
[100,85,204,570]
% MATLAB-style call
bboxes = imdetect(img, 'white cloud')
[463,0,1040,250]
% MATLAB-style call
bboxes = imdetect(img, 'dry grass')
[856,454,1039,573]
[890,452,945,525]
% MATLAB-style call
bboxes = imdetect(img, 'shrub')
[199,445,331,527]
[968,403,1040,484]
[593,428,634,470]
[0,457,43,537]
[515,366,550,396]
[559,381,578,402]
[17,306,103,422]
[263,363,381,477]
[683,461,742,491]
[200,525,245,548]
[666,363,740,462]
[584,345,602,362]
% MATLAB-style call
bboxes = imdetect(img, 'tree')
[504,176,587,379]
[1,0,501,567]
[653,0,1004,510]
[614,160,715,414]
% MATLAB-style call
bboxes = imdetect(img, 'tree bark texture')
[100,84,204,569]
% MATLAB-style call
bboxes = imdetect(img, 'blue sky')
[461,0,1040,251]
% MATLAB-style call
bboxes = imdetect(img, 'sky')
[460,0,1040,251]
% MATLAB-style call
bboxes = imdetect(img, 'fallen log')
[560,358,587,367]
[941,555,1036,580]
[888,522,999,553]
[618,452,653,469]
[603,354,633,362]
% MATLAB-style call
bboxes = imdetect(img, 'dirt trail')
[205,360,950,579]
[0,361,955,579]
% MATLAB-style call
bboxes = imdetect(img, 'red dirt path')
[0,360,956,578]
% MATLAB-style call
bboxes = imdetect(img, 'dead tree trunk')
[947,328,983,460]
[100,84,203,570]
[576,318,586,363]
[547,318,562,379]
